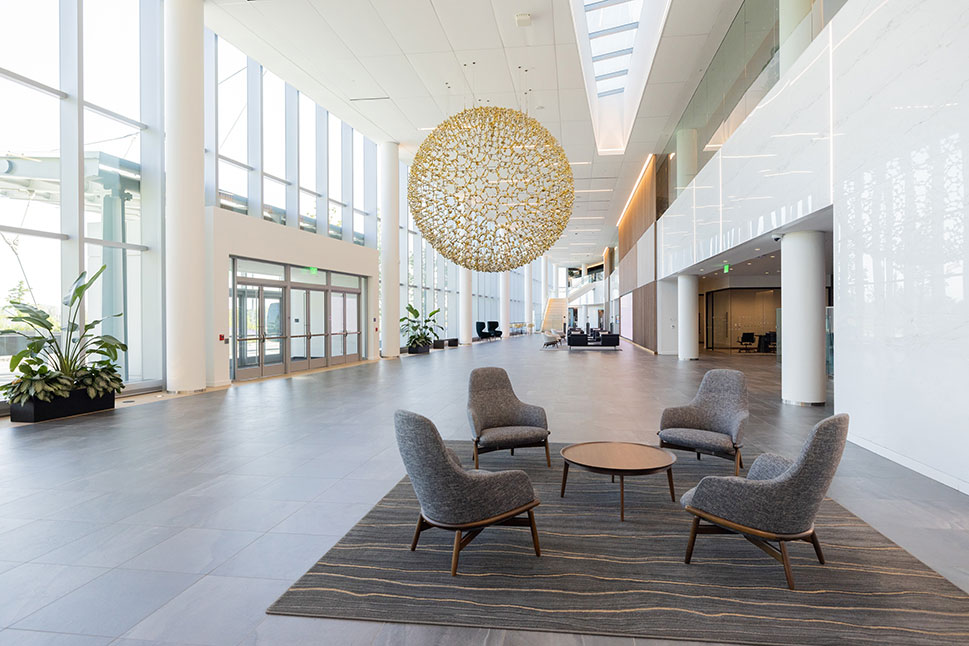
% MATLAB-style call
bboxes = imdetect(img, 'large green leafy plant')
[1,266,127,405]
[399,304,442,349]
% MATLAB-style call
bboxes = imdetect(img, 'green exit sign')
[723,263,730,273]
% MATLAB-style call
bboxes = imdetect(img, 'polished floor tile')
[0,337,966,646]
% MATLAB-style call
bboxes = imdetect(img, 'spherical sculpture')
[408,106,574,273]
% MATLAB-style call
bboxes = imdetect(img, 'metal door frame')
[234,282,287,380]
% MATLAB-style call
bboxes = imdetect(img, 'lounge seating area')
[567,331,620,350]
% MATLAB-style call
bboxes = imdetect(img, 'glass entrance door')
[308,289,327,368]
[290,289,308,372]
[329,291,346,365]
[328,291,360,365]
[235,283,286,380]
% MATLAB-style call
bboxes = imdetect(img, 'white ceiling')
[205,0,741,267]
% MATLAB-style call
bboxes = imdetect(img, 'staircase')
[540,298,568,333]
[567,281,596,302]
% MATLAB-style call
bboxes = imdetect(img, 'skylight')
[571,0,671,155]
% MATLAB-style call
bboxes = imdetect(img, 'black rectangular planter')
[432,339,445,349]
[10,390,115,423]
[407,345,430,354]
[447,338,458,347]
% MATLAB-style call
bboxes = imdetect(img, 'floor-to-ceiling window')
[1,0,164,405]
[206,30,377,245]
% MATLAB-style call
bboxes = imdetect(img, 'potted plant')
[2,266,127,423]
[399,304,442,354]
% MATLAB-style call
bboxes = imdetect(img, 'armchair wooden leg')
[780,541,796,590]
[510,448,514,456]
[809,531,825,564]
[473,443,479,469]
[451,531,462,576]
[544,439,551,467]
[685,516,700,564]
[411,514,427,551]
[734,450,742,476]
[696,452,701,460]
[527,509,541,557]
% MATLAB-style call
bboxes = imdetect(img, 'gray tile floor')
[1,337,968,645]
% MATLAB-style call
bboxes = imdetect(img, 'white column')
[499,271,510,339]
[552,263,560,298]
[779,0,814,76]
[378,142,400,358]
[539,256,548,329]
[459,267,472,345]
[675,128,698,199]
[524,262,533,333]
[677,274,699,360]
[781,231,827,404]
[165,0,206,392]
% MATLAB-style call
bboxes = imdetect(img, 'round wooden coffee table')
[560,442,677,521]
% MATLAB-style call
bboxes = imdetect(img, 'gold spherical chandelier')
[407,106,574,273]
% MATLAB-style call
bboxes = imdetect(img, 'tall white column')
[165,0,206,392]
[378,142,400,358]
[781,231,827,404]
[675,128,698,198]
[677,274,699,360]
[552,263,560,298]
[779,0,814,76]
[459,267,472,345]
[539,256,548,329]
[499,271,510,339]
[524,262,533,333]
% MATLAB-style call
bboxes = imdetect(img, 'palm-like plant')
[399,304,442,348]
[1,266,127,404]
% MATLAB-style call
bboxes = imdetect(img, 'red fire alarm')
[219,334,225,341]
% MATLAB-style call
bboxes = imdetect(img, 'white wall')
[205,206,379,387]
[832,0,969,492]
[652,0,969,491]
[656,278,678,355]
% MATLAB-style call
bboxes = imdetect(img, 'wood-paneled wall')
[630,282,657,352]
[618,157,658,262]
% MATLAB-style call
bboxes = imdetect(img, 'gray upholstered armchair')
[680,413,849,589]
[467,367,551,469]
[394,410,541,576]
[658,369,749,474]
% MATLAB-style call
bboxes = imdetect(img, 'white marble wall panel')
[832,0,969,492]
[693,153,722,263]
[658,185,695,277]
[618,243,637,295]
[636,224,656,288]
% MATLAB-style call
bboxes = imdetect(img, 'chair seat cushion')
[659,427,735,455]
[478,425,549,449]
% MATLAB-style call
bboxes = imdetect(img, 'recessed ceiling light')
[770,255,775,258]
[572,216,605,220]
[570,161,592,165]
[754,248,760,251]
[575,188,613,193]
[747,263,752,265]
[418,127,435,131]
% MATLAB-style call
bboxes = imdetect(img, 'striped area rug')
[268,442,969,644]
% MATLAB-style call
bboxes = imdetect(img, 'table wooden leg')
[667,467,676,502]
[620,475,625,521]
[560,462,569,498]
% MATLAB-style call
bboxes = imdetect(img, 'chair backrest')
[740,332,755,343]
[487,321,500,332]
[773,414,849,531]
[543,333,558,343]
[394,410,466,524]
[468,367,521,432]
[476,321,489,337]
[691,369,748,436]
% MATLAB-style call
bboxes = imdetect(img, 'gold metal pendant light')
[407,106,574,273]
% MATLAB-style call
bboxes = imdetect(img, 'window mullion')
[246,58,262,219]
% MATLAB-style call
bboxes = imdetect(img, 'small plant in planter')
[399,304,442,354]
[1,266,128,422]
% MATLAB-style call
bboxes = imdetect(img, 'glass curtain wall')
[208,32,377,247]
[656,0,848,212]
[1,0,164,404]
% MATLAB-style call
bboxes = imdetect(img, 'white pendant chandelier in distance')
[407,106,574,273]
